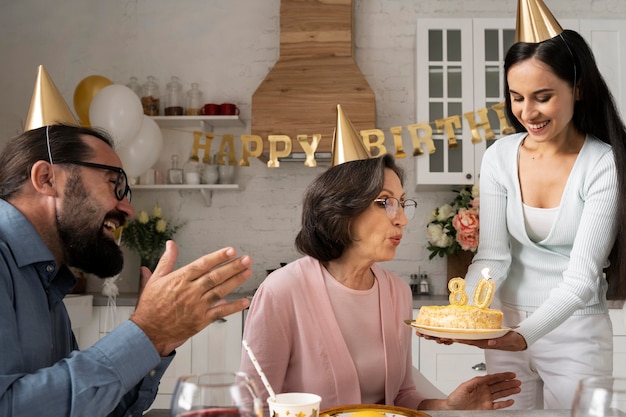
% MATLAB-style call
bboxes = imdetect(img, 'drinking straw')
[242,339,276,400]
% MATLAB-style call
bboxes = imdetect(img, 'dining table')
[145,409,570,417]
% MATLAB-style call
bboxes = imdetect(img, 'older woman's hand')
[446,372,521,410]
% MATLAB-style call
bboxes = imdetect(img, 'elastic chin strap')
[45,125,57,196]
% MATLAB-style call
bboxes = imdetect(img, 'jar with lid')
[164,76,184,116]
[183,155,202,185]
[167,154,183,184]
[185,83,203,115]
[126,76,142,98]
[141,76,160,116]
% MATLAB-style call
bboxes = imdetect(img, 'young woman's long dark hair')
[504,30,626,299]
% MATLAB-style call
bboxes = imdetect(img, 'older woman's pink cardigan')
[239,256,425,409]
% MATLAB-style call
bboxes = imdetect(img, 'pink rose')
[453,207,479,234]
[456,230,479,251]
[453,208,479,251]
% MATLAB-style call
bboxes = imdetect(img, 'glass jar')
[201,154,219,184]
[183,155,202,185]
[185,83,203,115]
[167,154,183,184]
[141,76,161,116]
[126,76,142,98]
[164,76,184,116]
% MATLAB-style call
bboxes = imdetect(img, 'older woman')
[240,154,520,410]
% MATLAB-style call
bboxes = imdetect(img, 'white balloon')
[89,84,144,148]
[117,116,163,179]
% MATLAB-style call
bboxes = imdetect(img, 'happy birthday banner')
[193,102,516,168]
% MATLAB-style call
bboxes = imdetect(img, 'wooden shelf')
[150,115,245,129]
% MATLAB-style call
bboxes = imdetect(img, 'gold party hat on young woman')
[515,0,563,43]
[24,65,78,131]
[330,104,371,167]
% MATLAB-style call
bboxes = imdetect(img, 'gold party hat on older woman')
[515,0,563,43]
[330,104,371,167]
[24,65,78,132]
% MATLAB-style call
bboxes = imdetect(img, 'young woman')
[454,29,626,409]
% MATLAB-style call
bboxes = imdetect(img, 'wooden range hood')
[251,0,376,157]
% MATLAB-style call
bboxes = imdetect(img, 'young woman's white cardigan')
[465,133,618,347]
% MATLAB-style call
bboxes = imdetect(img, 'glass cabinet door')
[416,19,474,186]
[415,19,515,187]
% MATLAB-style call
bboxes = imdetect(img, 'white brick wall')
[1,1,624,294]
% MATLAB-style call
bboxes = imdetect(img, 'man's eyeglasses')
[374,197,417,220]
[62,160,132,202]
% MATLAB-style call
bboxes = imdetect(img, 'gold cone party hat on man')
[331,104,371,167]
[515,0,563,43]
[24,65,78,131]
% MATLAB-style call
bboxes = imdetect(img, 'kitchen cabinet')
[412,308,626,395]
[415,18,626,188]
[73,305,243,410]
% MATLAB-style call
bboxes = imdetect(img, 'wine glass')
[572,376,626,417]
[170,372,262,417]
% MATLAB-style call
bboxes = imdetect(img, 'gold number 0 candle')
[448,277,468,306]
[473,268,495,309]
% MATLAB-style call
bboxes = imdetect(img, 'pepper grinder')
[418,273,430,295]
[410,274,419,296]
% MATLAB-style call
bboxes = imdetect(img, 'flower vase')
[446,250,474,280]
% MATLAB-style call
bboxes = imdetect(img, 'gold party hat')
[515,0,563,43]
[24,65,78,131]
[331,104,371,167]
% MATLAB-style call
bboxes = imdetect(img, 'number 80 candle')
[473,268,495,309]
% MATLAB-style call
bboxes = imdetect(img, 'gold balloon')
[73,75,113,126]
[24,65,78,131]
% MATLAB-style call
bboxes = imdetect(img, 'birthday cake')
[415,304,503,329]
[415,274,503,330]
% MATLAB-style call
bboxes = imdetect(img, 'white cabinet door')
[411,308,486,395]
[415,19,477,187]
[191,312,243,374]
[419,339,486,395]
[151,311,244,409]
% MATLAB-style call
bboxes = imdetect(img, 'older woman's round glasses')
[374,197,417,220]
[63,160,132,202]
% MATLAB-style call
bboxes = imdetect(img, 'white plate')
[404,320,511,340]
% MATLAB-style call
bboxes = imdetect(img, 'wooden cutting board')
[252,0,376,155]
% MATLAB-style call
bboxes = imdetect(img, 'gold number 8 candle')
[473,268,495,309]
[448,277,468,306]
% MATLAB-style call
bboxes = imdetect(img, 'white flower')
[427,223,454,248]
[436,204,455,221]
[471,184,480,198]
[137,211,149,224]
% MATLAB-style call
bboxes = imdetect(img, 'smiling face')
[345,168,408,263]
[56,135,134,278]
[507,57,578,144]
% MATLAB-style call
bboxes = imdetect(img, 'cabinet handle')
[466,173,473,180]
[472,362,486,371]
